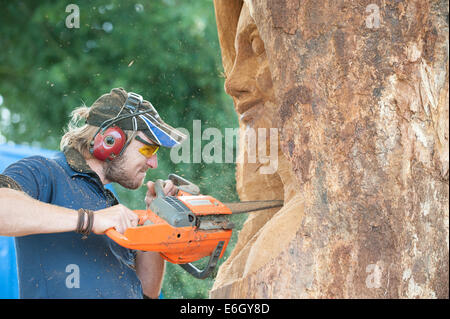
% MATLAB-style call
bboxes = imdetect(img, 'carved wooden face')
[224,3,275,127]
[223,2,283,200]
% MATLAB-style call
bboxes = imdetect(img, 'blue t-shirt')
[0,148,142,298]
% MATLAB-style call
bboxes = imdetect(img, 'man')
[0,88,186,298]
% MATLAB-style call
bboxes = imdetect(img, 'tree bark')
[211,0,448,298]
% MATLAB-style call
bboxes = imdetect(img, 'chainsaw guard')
[179,241,225,279]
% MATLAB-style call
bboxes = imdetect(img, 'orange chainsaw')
[105,174,283,279]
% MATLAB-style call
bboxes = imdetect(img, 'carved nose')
[224,56,254,99]
[224,76,251,99]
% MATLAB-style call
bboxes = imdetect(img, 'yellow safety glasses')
[135,136,160,158]
[139,144,159,158]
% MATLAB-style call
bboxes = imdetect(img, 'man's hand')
[92,204,139,234]
[145,179,178,208]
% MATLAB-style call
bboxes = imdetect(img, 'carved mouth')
[240,104,264,124]
[237,99,263,124]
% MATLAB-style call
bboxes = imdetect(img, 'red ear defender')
[91,126,127,161]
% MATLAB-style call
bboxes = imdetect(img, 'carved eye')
[105,136,115,146]
[251,35,265,56]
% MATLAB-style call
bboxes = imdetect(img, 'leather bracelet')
[77,208,94,239]
[76,209,86,234]
[85,209,94,236]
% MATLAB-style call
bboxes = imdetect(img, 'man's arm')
[135,179,178,298]
[0,188,138,237]
[0,188,78,237]
[136,251,166,299]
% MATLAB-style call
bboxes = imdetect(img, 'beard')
[104,155,145,190]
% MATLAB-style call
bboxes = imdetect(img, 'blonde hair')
[60,105,134,158]
[60,105,96,158]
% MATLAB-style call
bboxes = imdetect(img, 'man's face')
[104,131,158,189]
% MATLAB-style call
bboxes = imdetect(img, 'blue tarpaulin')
[0,143,58,299]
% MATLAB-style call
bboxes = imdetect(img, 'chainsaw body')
[106,174,234,279]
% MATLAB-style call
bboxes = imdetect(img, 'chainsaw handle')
[104,209,148,244]
[168,173,200,195]
[105,228,130,246]
[179,241,225,279]
[154,179,165,198]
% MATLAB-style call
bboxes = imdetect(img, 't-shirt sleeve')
[0,156,54,202]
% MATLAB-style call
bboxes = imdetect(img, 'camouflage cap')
[86,88,186,148]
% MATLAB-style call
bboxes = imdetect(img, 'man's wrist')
[76,208,94,238]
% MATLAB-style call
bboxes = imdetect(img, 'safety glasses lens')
[139,145,159,157]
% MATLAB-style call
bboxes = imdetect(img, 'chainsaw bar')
[197,200,283,230]
[223,200,284,214]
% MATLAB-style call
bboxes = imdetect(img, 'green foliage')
[0,0,242,298]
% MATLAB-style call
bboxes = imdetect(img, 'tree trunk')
[211,0,448,298]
